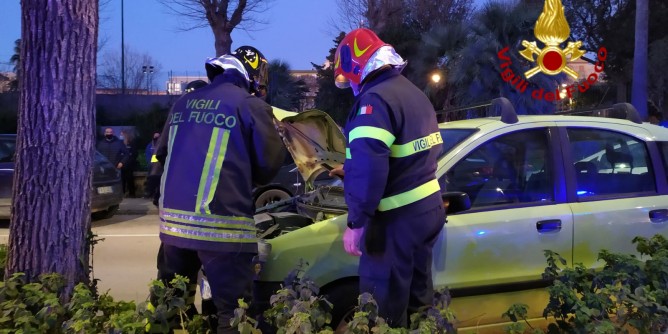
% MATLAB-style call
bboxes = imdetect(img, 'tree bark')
[7,0,98,299]
[205,0,247,56]
[631,0,648,120]
[213,25,234,56]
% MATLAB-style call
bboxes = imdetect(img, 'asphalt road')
[0,214,164,305]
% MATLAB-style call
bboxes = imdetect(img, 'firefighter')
[330,28,446,327]
[154,45,284,334]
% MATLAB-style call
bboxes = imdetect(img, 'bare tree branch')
[157,0,273,55]
[98,46,163,93]
[228,0,247,29]
[333,0,472,35]
[331,0,368,33]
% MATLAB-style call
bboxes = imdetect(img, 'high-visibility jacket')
[343,68,443,229]
[155,70,285,252]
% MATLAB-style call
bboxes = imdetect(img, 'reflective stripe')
[378,179,440,211]
[161,222,257,243]
[161,208,255,232]
[196,128,230,214]
[162,208,253,223]
[346,148,351,160]
[390,132,443,158]
[150,154,158,163]
[159,125,179,209]
[348,126,395,147]
[161,214,255,231]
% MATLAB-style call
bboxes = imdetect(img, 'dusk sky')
[0,0,340,85]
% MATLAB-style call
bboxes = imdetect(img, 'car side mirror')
[442,191,471,215]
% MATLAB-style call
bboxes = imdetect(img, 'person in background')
[144,131,162,200]
[154,45,284,334]
[120,129,138,198]
[330,28,446,327]
[648,103,668,127]
[97,127,128,172]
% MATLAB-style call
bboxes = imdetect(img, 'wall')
[95,94,179,122]
[0,93,180,130]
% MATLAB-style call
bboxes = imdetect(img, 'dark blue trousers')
[162,244,255,334]
[359,204,445,327]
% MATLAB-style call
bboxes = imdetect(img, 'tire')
[254,188,291,209]
[91,204,119,220]
[321,279,359,332]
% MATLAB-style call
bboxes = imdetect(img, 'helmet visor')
[334,74,350,89]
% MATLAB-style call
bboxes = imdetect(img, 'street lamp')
[425,70,445,109]
[142,65,154,95]
[431,72,442,84]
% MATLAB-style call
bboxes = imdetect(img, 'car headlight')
[254,240,272,276]
[257,239,271,262]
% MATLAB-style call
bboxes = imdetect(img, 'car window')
[568,128,655,198]
[0,137,16,163]
[439,128,476,158]
[441,128,553,208]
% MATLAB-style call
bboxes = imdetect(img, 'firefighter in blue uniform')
[331,28,446,327]
[155,46,284,334]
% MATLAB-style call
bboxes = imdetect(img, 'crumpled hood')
[272,107,346,190]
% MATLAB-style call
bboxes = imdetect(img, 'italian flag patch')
[358,105,373,115]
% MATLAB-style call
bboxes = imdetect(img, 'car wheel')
[254,188,291,209]
[321,279,359,332]
[91,204,119,220]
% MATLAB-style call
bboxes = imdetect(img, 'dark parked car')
[252,153,303,209]
[0,134,123,220]
[252,148,337,210]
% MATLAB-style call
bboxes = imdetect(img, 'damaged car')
[250,101,668,330]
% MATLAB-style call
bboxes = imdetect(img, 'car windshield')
[0,136,117,167]
[0,137,16,163]
[94,151,110,163]
[439,128,476,158]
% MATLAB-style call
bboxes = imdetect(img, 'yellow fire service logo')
[519,0,584,79]
[497,0,607,102]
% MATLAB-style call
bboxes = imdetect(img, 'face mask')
[119,135,124,141]
[105,134,113,140]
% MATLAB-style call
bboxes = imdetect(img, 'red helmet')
[334,28,387,88]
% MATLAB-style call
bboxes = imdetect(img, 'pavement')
[117,197,159,215]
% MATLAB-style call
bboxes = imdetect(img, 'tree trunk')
[631,0,648,120]
[7,0,98,299]
[212,25,233,56]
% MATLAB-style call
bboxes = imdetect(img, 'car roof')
[439,115,668,141]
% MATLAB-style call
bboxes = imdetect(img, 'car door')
[564,126,668,268]
[0,136,15,218]
[432,125,574,290]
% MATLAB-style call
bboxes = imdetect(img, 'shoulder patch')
[358,104,373,115]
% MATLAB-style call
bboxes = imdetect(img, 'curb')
[116,209,159,215]
[116,199,159,215]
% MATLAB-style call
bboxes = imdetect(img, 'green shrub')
[503,235,668,334]
[3,235,665,333]
[261,261,334,333]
